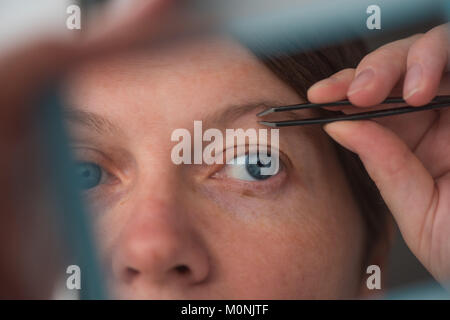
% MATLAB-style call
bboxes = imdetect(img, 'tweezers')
[257,95,450,127]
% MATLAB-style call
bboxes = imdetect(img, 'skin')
[0,0,447,297]
[64,37,367,299]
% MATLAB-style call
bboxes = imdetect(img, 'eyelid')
[226,144,292,170]
[219,144,281,165]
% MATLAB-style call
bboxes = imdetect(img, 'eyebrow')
[63,108,124,136]
[63,99,312,136]
[205,100,312,127]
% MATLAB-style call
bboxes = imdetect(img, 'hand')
[308,23,450,285]
[0,0,174,298]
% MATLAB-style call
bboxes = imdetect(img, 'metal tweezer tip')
[258,121,278,127]
[257,108,275,117]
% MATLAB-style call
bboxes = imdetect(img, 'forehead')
[65,36,300,126]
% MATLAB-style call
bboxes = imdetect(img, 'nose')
[112,198,210,290]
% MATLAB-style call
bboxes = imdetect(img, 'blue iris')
[76,162,102,190]
[245,155,272,180]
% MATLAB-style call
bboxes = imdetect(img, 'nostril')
[174,265,190,275]
[125,267,139,281]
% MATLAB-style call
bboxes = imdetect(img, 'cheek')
[198,181,365,298]
[85,196,133,263]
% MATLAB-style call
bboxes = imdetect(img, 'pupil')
[76,162,102,190]
[245,155,272,180]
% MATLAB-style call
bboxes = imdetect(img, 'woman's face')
[65,37,367,299]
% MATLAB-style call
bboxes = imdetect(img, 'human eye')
[224,152,281,182]
[211,145,286,185]
[71,147,119,192]
[75,162,108,190]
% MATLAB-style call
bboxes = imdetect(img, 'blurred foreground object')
[0,0,448,299]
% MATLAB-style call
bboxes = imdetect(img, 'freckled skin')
[241,189,256,197]
[65,36,379,299]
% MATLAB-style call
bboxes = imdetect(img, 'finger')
[0,41,83,141]
[335,72,450,150]
[307,68,355,104]
[0,0,176,147]
[307,66,400,113]
[347,34,422,107]
[323,120,437,261]
[403,23,450,106]
[0,0,175,118]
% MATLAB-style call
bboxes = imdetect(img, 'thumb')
[323,120,438,260]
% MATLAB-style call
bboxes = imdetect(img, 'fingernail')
[348,69,375,96]
[404,64,423,100]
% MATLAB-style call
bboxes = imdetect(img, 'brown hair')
[251,40,390,265]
